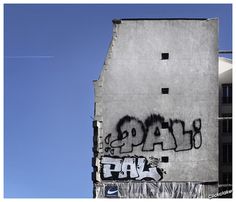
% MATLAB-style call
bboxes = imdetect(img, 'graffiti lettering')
[105,114,202,154]
[171,120,193,152]
[192,119,202,149]
[143,114,176,151]
[101,156,165,181]
[110,116,145,153]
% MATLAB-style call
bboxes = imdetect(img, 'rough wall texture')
[93,19,218,198]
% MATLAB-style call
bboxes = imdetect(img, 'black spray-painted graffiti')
[101,156,166,181]
[104,114,202,154]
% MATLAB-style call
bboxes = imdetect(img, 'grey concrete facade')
[93,19,219,198]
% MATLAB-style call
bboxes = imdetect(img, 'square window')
[222,84,232,104]
[162,88,169,94]
[223,119,232,133]
[223,172,232,184]
[161,53,169,60]
[161,156,169,162]
[223,143,232,164]
[162,122,168,129]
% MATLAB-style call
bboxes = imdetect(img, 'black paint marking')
[105,147,110,152]
[110,115,146,154]
[156,167,164,181]
[192,119,202,149]
[105,133,111,144]
[110,164,115,169]
[154,127,160,136]
[110,149,114,155]
[116,115,145,140]
[131,128,136,137]
[144,114,164,129]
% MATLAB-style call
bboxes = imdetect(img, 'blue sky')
[4,4,232,198]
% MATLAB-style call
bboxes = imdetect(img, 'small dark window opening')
[161,156,169,163]
[162,88,169,94]
[162,122,168,129]
[127,165,131,170]
[223,172,232,184]
[161,53,169,60]
[222,84,232,104]
[223,143,232,164]
[223,119,232,133]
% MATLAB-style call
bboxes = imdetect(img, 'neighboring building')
[92,19,219,198]
[218,57,232,198]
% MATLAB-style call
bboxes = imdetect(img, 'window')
[161,156,169,162]
[223,172,232,184]
[223,119,232,133]
[161,122,168,129]
[161,53,169,60]
[222,84,232,104]
[223,143,232,164]
[162,88,169,94]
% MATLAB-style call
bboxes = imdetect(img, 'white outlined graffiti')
[101,156,166,181]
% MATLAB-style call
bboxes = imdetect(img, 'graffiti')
[192,119,202,149]
[105,184,118,198]
[101,156,166,181]
[104,114,202,154]
[110,116,145,153]
[143,114,176,151]
[170,120,193,152]
[105,133,111,144]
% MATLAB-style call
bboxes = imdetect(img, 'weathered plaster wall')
[93,19,218,190]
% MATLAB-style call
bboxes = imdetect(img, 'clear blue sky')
[4,4,232,198]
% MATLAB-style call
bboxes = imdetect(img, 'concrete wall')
[93,19,218,197]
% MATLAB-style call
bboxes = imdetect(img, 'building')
[218,57,232,198]
[92,18,219,198]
